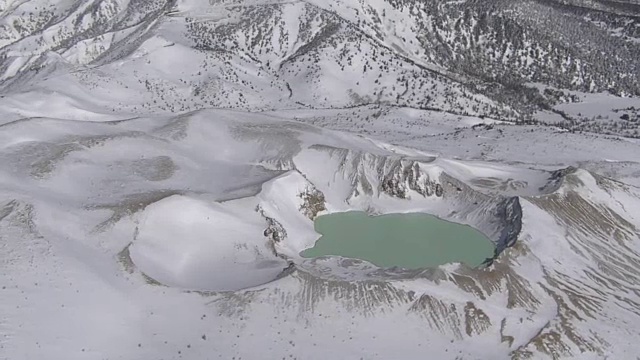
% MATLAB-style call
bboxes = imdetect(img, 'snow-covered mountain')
[2,0,640,359]
[1,0,639,130]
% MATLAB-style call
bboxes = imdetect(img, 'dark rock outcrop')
[490,197,523,262]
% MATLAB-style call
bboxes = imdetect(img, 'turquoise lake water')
[301,211,495,269]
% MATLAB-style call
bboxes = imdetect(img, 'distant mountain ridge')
[0,0,639,134]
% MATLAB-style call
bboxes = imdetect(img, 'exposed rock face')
[380,161,442,199]
[494,197,524,257]
[538,166,578,193]
[304,145,443,201]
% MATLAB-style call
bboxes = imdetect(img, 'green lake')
[301,211,495,269]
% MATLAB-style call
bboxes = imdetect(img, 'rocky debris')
[256,205,287,243]
[298,186,326,220]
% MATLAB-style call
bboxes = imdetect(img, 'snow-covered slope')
[1,108,640,359]
[2,0,640,359]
